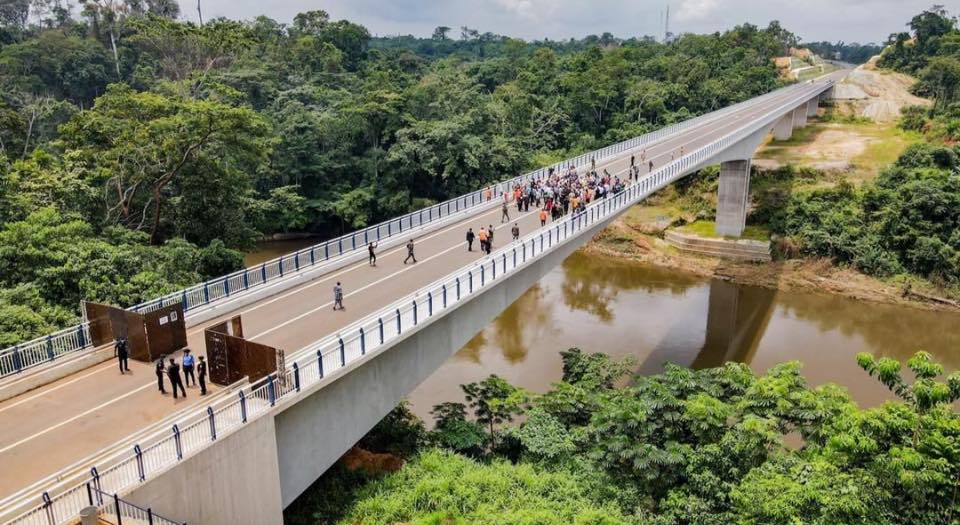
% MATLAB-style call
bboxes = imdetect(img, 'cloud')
[676,0,722,22]
[491,0,562,23]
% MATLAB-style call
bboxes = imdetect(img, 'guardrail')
[0,78,813,381]
[3,79,833,525]
[86,484,185,525]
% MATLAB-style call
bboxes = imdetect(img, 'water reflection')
[407,250,960,419]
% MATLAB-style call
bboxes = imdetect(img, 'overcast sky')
[182,0,958,44]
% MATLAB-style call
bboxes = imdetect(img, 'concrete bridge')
[0,72,843,525]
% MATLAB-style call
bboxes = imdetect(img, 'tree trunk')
[22,111,35,159]
[109,30,121,78]
[150,187,163,245]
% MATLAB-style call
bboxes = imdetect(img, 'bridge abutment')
[716,160,751,237]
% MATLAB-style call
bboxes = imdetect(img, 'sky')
[180,0,960,44]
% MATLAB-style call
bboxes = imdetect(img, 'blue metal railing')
[0,78,819,381]
[2,79,835,525]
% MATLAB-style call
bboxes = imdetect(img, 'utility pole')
[197,0,204,26]
[664,5,670,43]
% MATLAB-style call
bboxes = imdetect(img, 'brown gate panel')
[81,301,186,362]
[204,315,280,387]
[142,304,186,361]
[83,302,115,347]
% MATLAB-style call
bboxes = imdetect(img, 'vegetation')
[0,4,798,347]
[805,41,883,64]
[288,348,960,525]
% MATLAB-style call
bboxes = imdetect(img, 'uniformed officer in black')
[155,359,166,394]
[197,356,208,396]
[166,358,186,399]
[115,336,129,374]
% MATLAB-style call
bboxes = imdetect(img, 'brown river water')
[245,241,960,421]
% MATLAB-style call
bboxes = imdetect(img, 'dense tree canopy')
[0,5,796,347]
[318,348,960,525]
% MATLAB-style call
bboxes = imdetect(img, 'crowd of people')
[336,158,646,308]
[114,336,208,401]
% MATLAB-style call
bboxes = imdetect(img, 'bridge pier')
[716,160,751,237]
[806,99,818,118]
[792,105,808,129]
[773,114,793,141]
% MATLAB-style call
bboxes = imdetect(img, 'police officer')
[197,356,208,396]
[155,359,166,394]
[182,348,196,387]
[115,336,129,374]
[167,358,186,399]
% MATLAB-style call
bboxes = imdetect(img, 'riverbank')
[586,204,958,312]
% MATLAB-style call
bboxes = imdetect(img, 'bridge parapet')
[1,75,838,525]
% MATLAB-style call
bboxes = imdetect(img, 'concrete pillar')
[806,99,818,118]
[716,160,750,237]
[773,114,793,141]
[792,106,807,129]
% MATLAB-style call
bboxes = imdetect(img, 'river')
[405,251,960,420]
[243,241,960,420]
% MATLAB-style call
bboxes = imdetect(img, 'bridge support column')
[792,106,807,129]
[773,115,793,141]
[716,160,750,237]
[806,99,818,117]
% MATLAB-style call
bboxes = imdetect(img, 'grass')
[754,113,921,185]
[680,220,770,242]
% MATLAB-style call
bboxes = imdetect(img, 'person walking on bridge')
[197,356,208,396]
[466,228,476,251]
[167,358,186,399]
[114,336,129,374]
[501,201,510,223]
[368,242,378,267]
[333,282,344,311]
[487,224,495,253]
[539,208,548,227]
[404,239,417,264]
[478,227,488,254]
[511,223,520,241]
[648,160,654,172]
[182,349,196,387]
[155,359,166,395]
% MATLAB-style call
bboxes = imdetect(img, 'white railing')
[0,78,816,381]
[2,79,833,525]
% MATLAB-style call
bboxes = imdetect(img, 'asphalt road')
[0,77,839,503]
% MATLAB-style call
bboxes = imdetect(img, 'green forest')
[733,7,960,293]
[286,348,960,525]
[0,2,798,348]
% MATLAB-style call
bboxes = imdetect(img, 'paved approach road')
[0,78,835,501]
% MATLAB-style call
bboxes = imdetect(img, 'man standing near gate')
[197,356,208,396]
[167,358,186,399]
[115,336,129,374]
[182,348,196,387]
[155,359,166,394]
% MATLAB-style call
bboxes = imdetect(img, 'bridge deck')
[0,78,837,506]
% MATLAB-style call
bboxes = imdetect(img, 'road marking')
[0,88,818,456]
[247,209,541,340]
[0,382,155,455]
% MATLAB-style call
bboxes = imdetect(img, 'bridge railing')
[0,79,811,381]
[2,79,834,525]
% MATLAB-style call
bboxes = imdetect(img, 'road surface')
[0,78,834,502]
